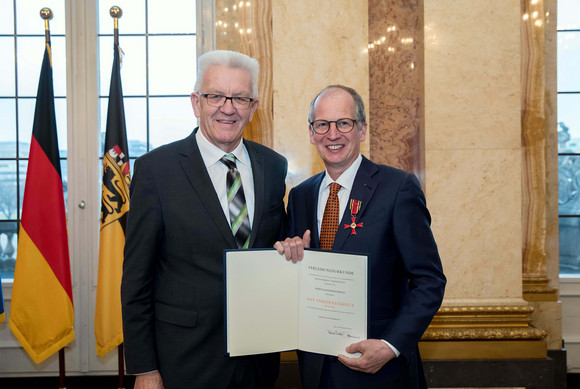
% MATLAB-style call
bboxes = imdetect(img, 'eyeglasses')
[199,93,255,109]
[309,118,357,135]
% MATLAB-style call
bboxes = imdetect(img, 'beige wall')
[272,1,370,190]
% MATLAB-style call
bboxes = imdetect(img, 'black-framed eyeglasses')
[199,93,255,109]
[309,118,357,134]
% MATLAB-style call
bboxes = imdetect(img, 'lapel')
[178,128,237,248]
[245,140,264,248]
[332,156,378,251]
[308,173,325,249]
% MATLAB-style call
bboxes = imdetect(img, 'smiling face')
[309,88,367,180]
[191,64,258,153]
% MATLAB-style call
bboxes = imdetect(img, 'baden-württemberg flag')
[95,42,131,357]
[9,42,75,364]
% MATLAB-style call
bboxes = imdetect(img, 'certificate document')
[225,249,368,357]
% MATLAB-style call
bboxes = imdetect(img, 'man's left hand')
[337,339,396,374]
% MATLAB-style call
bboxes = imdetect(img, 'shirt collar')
[196,129,247,167]
[322,154,363,192]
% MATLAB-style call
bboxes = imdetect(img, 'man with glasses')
[275,85,446,389]
[122,50,286,389]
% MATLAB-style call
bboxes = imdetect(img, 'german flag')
[9,42,75,364]
[95,42,131,357]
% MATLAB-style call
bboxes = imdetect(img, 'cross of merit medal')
[344,199,363,235]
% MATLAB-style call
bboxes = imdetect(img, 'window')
[558,0,580,275]
[97,0,198,161]
[0,0,67,281]
[0,0,208,283]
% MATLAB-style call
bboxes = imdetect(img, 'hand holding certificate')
[225,249,368,357]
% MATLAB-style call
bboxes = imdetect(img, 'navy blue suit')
[287,156,446,389]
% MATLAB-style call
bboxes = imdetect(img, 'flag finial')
[40,7,53,20]
[40,8,53,44]
[110,5,123,19]
[110,6,123,45]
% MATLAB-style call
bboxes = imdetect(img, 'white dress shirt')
[316,155,363,235]
[316,154,400,358]
[196,130,255,227]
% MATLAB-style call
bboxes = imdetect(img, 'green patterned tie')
[220,154,251,249]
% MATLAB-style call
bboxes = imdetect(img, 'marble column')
[420,0,546,358]
[520,0,561,350]
[368,0,424,178]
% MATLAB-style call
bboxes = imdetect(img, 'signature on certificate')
[326,329,360,339]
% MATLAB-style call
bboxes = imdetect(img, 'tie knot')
[220,154,237,170]
[329,182,341,196]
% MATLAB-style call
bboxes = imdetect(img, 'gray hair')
[194,50,259,98]
[308,85,367,126]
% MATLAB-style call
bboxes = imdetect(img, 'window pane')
[560,217,580,274]
[0,99,16,158]
[149,97,195,149]
[149,36,196,95]
[0,0,14,34]
[559,155,580,215]
[557,32,580,92]
[99,36,146,96]
[17,36,67,97]
[51,37,67,97]
[0,38,15,96]
[98,0,146,35]
[55,97,68,158]
[558,0,580,30]
[100,96,148,158]
[0,221,18,281]
[0,161,17,220]
[557,94,580,153]
[16,0,65,35]
[16,37,43,97]
[148,0,196,34]
[17,98,34,158]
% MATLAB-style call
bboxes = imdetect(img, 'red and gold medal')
[344,199,363,235]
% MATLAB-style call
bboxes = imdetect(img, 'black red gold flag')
[9,42,75,364]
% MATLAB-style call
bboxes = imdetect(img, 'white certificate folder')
[225,248,368,357]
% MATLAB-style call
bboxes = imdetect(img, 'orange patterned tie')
[320,183,341,250]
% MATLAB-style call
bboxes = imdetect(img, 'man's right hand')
[274,230,311,263]
[134,371,164,389]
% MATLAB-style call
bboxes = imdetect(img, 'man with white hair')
[122,50,287,389]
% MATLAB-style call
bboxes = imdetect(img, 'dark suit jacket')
[121,128,287,388]
[287,156,446,389]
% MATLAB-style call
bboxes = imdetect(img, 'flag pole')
[109,9,126,389]
[41,9,68,388]
[59,349,66,389]
[41,7,51,44]
[41,10,68,388]
[111,5,121,46]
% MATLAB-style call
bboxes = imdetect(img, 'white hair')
[193,50,259,98]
